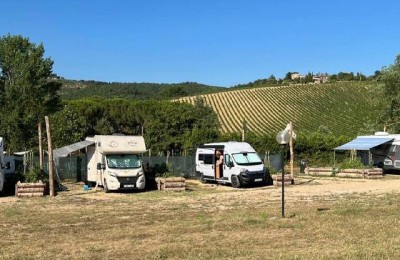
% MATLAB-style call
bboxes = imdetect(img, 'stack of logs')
[274,175,294,185]
[15,181,46,197]
[305,167,383,179]
[156,177,186,191]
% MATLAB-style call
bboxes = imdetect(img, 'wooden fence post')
[38,123,44,172]
[45,116,55,196]
[289,122,294,180]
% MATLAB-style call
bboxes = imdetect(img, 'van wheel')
[200,173,207,184]
[263,175,273,186]
[104,179,110,193]
[231,175,241,188]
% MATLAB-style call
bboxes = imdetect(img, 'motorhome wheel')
[231,175,241,188]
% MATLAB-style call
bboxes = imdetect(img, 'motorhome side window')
[198,154,213,164]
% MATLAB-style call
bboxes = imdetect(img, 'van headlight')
[137,170,144,176]
[240,168,249,176]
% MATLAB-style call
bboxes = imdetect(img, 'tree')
[160,86,188,99]
[0,34,61,151]
[267,75,277,84]
[51,105,90,148]
[284,72,292,80]
[377,54,400,133]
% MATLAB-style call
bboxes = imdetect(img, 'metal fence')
[51,153,282,181]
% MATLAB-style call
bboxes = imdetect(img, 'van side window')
[224,154,232,165]
[198,154,213,165]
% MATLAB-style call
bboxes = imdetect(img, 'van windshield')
[106,154,141,169]
[232,152,263,165]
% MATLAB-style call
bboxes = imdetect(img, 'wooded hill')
[58,79,225,100]
[177,81,380,137]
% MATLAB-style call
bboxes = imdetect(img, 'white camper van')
[86,135,147,192]
[195,142,271,188]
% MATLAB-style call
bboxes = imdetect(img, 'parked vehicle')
[0,138,11,194]
[86,135,147,192]
[370,132,400,170]
[195,141,272,188]
[335,131,400,171]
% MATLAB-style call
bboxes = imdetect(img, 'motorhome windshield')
[232,152,263,165]
[106,154,141,169]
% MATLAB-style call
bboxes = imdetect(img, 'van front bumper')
[240,171,268,185]
[107,174,146,190]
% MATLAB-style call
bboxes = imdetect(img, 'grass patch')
[1,182,400,259]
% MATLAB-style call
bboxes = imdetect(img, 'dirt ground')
[2,174,400,205]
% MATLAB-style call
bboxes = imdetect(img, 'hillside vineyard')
[177,82,378,136]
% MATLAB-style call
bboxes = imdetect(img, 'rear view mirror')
[2,162,10,169]
[97,163,105,170]
[227,161,234,168]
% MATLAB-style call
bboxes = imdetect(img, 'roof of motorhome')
[203,141,256,153]
[94,135,147,154]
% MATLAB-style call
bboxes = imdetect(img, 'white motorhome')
[335,132,400,171]
[0,138,11,194]
[370,132,400,170]
[86,135,147,192]
[195,142,272,188]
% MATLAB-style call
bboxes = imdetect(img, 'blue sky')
[1,0,399,87]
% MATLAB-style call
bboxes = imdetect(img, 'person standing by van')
[215,150,223,179]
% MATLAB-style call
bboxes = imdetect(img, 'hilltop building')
[313,73,329,83]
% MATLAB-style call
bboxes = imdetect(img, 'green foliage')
[0,34,62,152]
[24,166,47,183]
[59,80,224,100]
[376,54,400,133]
[49,97,220,154]
[51,104,90,148]
[146,163,169,177]
[339,158,365,170]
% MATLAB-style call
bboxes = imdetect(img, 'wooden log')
[336,172,362,178]
[367,169,383,174]
[306,171,332,176]
[163,183,186,188]
[368,172,383,175]
[340,169,364,174]
[275,181,293,186]
[162,187,186,191]
[367,175,383,179]
[306,167,332,172]
[17,188,45,193]
[156,177,184,183]
[16,181,45,188]
[16,192,44,197]
[274,175,293,185]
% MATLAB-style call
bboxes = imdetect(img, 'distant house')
[313,73,329,84]
[290,72,305,80]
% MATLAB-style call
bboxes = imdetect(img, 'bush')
[23,166,48,183]
[339,158,365,170]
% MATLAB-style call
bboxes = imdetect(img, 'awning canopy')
[334,137,394,151]
[53,140,94,158]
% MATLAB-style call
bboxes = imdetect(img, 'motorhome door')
[197,148,215,180]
